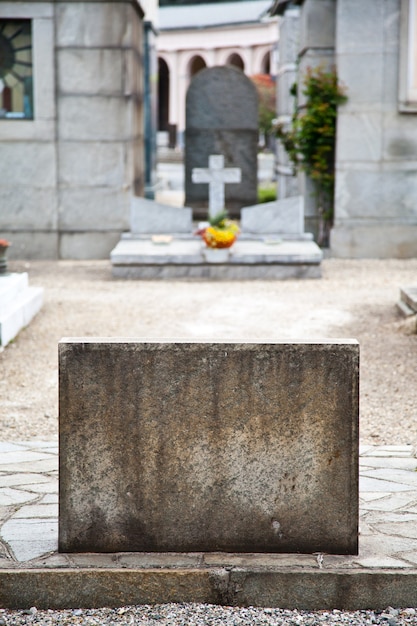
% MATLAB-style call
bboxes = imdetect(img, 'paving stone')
[15,441,57,449]
[0,556,13,566]
[0,488,38,507]
[363,446,414,458]
[359,457,417,470]
[203,553,318,568]
[401,503,417,514]
[359,445,374,455]
[1,518,58,562]
[360,492,417,512]
[31,552,72,567]
[0,459,58,473]
[0,451,55,466]
[68,553,120,568]
[359,492,389,502]
[16,481,58,494]
[0,506,14,524]
[364,512,417,524]
[0,474,53,488]
[39,493,58,504]
[397,551,417,566]
[354,556,413,568]
[118,553,202,569]
[371,522,417,540]
[0,443,27,453]
[360,468,417,486]
[359,476,415,492]
[318,554,356,569]
[359,533,417,558]
[13,503,58,519]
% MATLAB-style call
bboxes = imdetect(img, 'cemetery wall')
[331,0,417,258]
[0,0,146,260]
[275,0,336,242]
[275,0,417,258]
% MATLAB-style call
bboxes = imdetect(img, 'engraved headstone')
[185,66,258,218]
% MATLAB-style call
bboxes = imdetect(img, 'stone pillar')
[56,0,145,259]
[297,0,336,241]
[276,5,301,202]
[330,0,417,258]
[0,0,148,260]
[0,3,58,259]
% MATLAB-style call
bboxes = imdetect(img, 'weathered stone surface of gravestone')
[130,197,192,234]
[185,66,258,218]
[59,339,359,555]
[241,196,305,237]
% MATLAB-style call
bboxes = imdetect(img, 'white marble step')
[0,274,43,347]
[0,273,29,314]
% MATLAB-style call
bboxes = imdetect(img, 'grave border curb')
[1,567,417,610]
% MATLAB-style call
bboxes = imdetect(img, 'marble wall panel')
[58,49,123,95]
[58,142,126,187]
[59,188,129,231]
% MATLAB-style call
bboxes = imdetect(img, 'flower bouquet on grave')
[195,211,240,262]
[0,238,11,275]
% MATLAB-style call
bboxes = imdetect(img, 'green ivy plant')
[276,67,347,244]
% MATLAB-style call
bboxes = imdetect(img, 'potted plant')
[195,211,240,263]
[0,238,11,275]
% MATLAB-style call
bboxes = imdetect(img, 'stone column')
[297,0,336,242]
[330,0,417,258]
[276,5,301,202]
[56,0,145,259]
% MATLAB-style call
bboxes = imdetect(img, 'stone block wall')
[331,0,417,258]
[0,2,58,258]
[0,0,145,260]
[276,7,300,201]
[275,0,336,241]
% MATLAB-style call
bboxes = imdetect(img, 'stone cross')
[192,154,241,218]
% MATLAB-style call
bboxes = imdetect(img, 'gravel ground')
[0,604,416,625]
[1,257,417,446]
[2,258,417,624]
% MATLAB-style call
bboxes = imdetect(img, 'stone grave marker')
[130,196,192,234]
[192,155,241,218]
[185,66,258,218]
[59,338,359,555]
[241,196,307,238]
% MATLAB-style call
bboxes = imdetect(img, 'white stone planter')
[203,247,231,263]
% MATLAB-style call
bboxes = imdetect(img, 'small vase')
[0,245,9,275]
[203,246,231,263]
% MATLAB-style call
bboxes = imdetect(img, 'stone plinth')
[59,339,359,555]
[110,238,322,279]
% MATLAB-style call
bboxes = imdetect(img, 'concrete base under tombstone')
[0,273,44,347]
[111,237,323,279]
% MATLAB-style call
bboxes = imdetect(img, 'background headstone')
[130,197,192,234]
[241,196,304,236]
[185,66,258,219]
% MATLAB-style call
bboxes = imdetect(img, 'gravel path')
[0,604,416,625]
[1,258,417,446]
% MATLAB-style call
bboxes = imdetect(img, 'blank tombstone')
[59,339,359,555]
